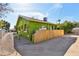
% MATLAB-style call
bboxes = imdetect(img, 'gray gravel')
[14,36,76,56]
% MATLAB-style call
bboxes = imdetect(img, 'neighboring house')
[10,28,16,32]
[72,27,79,35]
[16,15,57,41]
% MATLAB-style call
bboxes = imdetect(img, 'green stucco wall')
[16,16,56,42]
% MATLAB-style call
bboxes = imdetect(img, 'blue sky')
[2,3,79,29]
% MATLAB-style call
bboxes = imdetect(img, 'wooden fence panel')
[32,30,64,43]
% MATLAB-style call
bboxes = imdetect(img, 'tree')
[62,21,75,33]
[0,20,10,30]
[57,19,61,24]
[56,19,61,29]
[0,20,5,29]
[5,21,10,30]
[73,22,79,27]
[0,3,13,18]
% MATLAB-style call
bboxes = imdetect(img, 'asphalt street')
[14,36,76,56]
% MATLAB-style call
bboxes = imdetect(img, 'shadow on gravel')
[14,36,77,56]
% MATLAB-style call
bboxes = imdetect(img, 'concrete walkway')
[0,32,21,56]
[65,37,79,56]
[14,36,76,56]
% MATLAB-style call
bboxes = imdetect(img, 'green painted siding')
[16,16,56,42]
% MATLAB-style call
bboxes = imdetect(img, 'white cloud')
[27,12,46,20]
[11,3,47,20]
[12,3,63,21]
[16,3,31,7]
[14,3,32,8]
[12,3,33,12]
[17,11,46,20]
[53,3,63,8]
[62,16,76,22]
[46,3,63,17]
[13,3,63,19]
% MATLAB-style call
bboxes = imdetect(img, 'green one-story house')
[16,15,57,42]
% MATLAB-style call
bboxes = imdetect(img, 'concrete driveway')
[14,36,76,56]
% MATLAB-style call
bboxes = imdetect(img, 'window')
[24,24,27,32]
[39,26,47,30]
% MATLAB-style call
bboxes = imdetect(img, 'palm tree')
[56,19,61,30]
[57,19,61,24]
